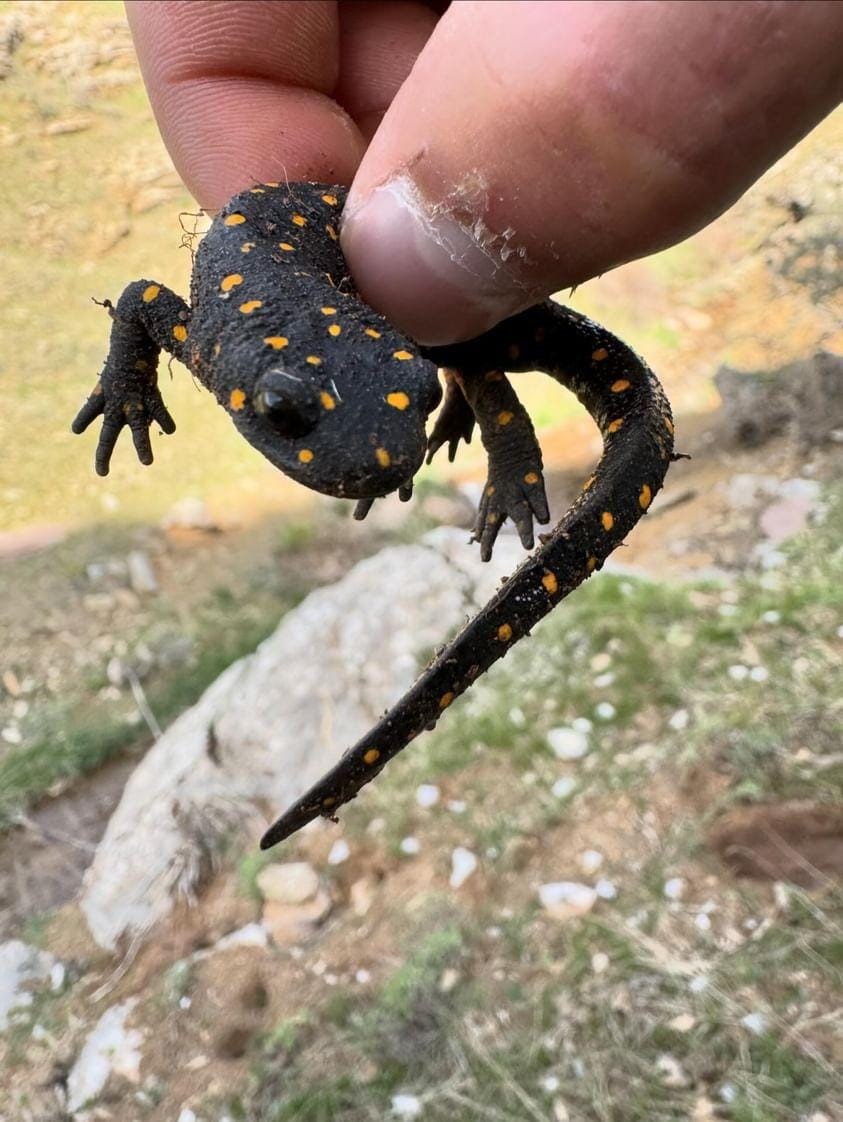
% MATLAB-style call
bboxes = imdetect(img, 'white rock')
[595,879,617,900]
[669,1013,696,1032]
[541,1074,560,1093]
[509,707,526,726]
[1,725,22,745]
[355,969,371,984]
[177,1111,197,1122]
[593,672,615,688]
[760,610,781,624]
[0,940,57,1030]
[399,836,421,856]
[591,952,610,974]
[553,1100,571,1122]
[668,709,689,731]
[740,1012,768,1035]
[439,968,460,993]
[719,1082,737,1104]
[66,1000,144,1111]
[547,726,589,760]
[213,923,269,952]
[538,881,597,920]
[450,847,478,888]
[80,534,514,949]
[594,702,616,720]
[415,784,440,808]
[689,974,709,993]
[127,550,158,594]
[391,1092,422,1118]
[446,799,467,814]
[590,652,611,672]
[327,839,350,865]
[656,1053,689,1088]
[572,717,593,733]
[257,862,319,906]
[728,664,749,681]
[551,776,578,800]
[579,849,603,875]
[694,913,711,932]
[663,877,686,900]
[749,666,769,682]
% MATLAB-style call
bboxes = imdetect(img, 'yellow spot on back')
[291,214,307,227]
[592,347,609,361]
[322,194,339,206]
[601,511,614,531]
[611,379,631,393]
[142,284,160,303]
[328,323,342,337]
[375,448,391,468]
[486,484,496,496]
[386,392,410,410]
[439,692,455,709]
[542,571,558,594]
[306,355,322,365]
[229,388,246,411]
[263,336,288,349]
[240,242,255,253]
[497,411,514,426]
[224,213,246,226]
[587,555,597,572]
[524,471,540,485]
[279,242,295,252]
[364,328,381,339]
[497,623,513,642]
[172,324,188,342]
[321,306,337,315]
[326,224,338,240]
[393,350,414,361]
[363,748,380,765]
[607,418,624,434]
[639,484,652,509]
[134,359,148,371]
[665,418,674,434]
[239,300,263,314]
[298,449,314,463]
[213,342,221,356]
[249,187,265,195]
[320,392,335,410]
[264,181,280,188]
[220,273,243,292]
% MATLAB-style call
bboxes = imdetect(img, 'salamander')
[72,182,675,849]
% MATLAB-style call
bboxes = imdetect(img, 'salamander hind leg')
[426,369,476,464]
[457,368,550,561]
[72,280,189,476]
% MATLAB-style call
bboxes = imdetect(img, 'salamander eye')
[254,368,320,437]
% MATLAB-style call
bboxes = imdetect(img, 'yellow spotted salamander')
[72,182,675,849]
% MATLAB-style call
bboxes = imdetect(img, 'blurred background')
[1,3,841,1120]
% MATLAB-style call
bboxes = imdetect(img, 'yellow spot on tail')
[229,388,246,411]
[497,623,513,642]
[365,328,381,339]
[263,336,288,349]
[326,224,338,240]
[393,350,413,361]
[486,484,495,496]
[220,273,243,292]
[542,571,558,594]
[142,284,160,303]
[134,360,148,371]
[386,392,410,410]
[292,214,307,227]
[611,379,631,393]
[439,692,455,709]
[607,418,624,434]
[375,448,391,468]
[224,213,246,226]
[601,511,614,531]
[363,748,380,765]
[298,449,314,463]
[279,242,294,252]
[524,471,540,485]
[213,342,221,356]
[172,324,188,342]
[241,242,255,253]
[328,324,342,337]
[639,484,652,509]
[239,300,262,314]
[306,355,322,365]
[322,193,339,206]
[322,796,336,807]
[497,410,514,426]
[587,555,597,571]
[592,347,609,361]
[320,392,335,410]
[321,306,337,315]
[264,181,280,188]
[665,417,674,434]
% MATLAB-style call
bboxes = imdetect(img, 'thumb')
[342,0,843,346]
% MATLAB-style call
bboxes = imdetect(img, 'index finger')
[126,0,366,209]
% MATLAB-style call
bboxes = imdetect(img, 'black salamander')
[71,182,675,849]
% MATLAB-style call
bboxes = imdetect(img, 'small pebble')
[572,717,593,733]
[591,952,610,974]
[539,881,598,918]
[355,969,371,985]
[728,664,749,681]
[689,974,709,993]
[541,1074,560,1093]
[415,784,440,808]
[551,777,577,800]
[593,672,615,688]
[668,709,689,731]
[694,913,711,932]
[719,1082,737,1104]
[327,839,350,866]
[391,1094,422,1119]
[760,610,780,624]
[663,876,686,900]
[594,702,616,720]
[399,836,421,856]
[509,707,526,726]
[595,878,617,900]
[656,1054,689,1088]
[450,847,478,888]
[749,666,769,682]
[590,652,611,672]
[447,799,467,814]
[669,1013,696,1032]
[579,849,604,875]
[740,1012,768,1035]
[547,726,589,760]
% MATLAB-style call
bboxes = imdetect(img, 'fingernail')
[341,176,537,346]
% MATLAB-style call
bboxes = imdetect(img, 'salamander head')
[216,315,442,499]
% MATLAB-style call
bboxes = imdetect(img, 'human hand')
[128,1,843,345]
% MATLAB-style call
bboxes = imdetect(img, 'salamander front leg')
[458,369,550,561]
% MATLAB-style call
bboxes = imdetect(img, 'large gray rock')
[80,529,523,950]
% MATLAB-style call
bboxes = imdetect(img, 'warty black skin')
[70,182,675,850]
